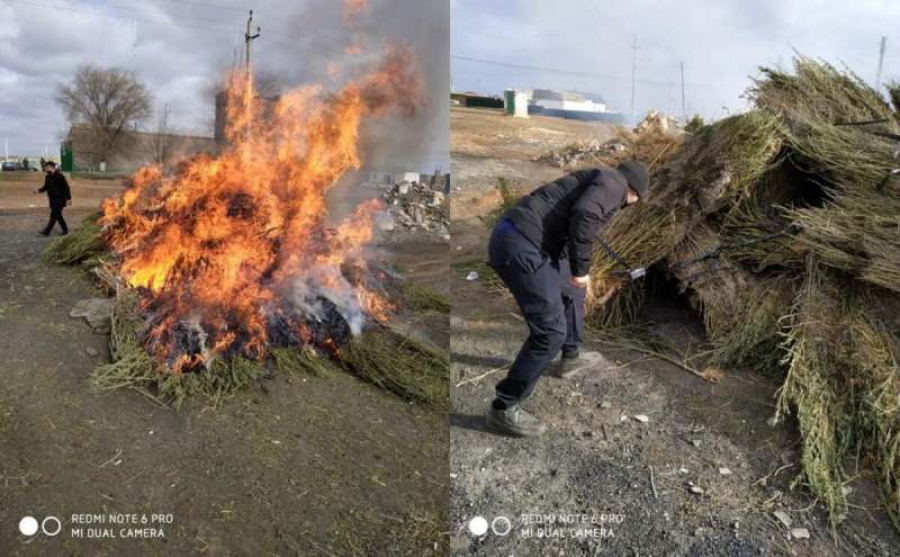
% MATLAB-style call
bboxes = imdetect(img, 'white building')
[531,89,607,113]
[525,89,624,123]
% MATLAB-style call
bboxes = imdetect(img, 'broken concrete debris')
[383,179,449,240]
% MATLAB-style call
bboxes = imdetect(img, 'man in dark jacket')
[34,161,71,236]
[486,160,650,437]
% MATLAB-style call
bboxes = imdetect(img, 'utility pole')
[244,10,260,75]
[629,37,638,126]
[680,61,686,123]
[875,36,887,91]
[160,104,170,165]
[243,11,260,143]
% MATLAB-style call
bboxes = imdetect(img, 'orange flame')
[101,45,423,372]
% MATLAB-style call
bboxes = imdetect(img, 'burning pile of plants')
[536,111,684,171]
[44,49,448,409]
[587,56,900,528]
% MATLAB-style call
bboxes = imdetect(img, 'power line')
[451,54,701,88]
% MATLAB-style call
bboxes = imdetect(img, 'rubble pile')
[633,109,679,134]
[537,111,683,171]
[383,180,450,239]
[536,138,628,168]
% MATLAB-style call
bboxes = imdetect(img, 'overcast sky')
[0,0,448,170]
[451,0,900,123]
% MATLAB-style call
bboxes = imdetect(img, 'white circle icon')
[468,516,489,536]
[492,516,512,536]
[42,516,62,537]
[19,516,39,536]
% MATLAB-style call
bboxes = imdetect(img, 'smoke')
[286,266,365,337]
[253,0,449,172]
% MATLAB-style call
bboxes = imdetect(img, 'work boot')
[486,403,547,437]
[551,349,606,379]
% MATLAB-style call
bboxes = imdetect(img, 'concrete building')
[62,123,217,173]
[528,89,626,123]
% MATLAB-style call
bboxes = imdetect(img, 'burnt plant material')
[90,288,266,408]
[89,286,449,409]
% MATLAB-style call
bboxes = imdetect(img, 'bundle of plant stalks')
[587,110,783,324]
[401,282,451,313]
[90,287,266,407]
[775,258,857,521]
[91,285,449,409]
[45,226,449,408]
[583,56,900,528]
[41,212,105,264]
[844,290,900,525]
[340,325,449,408]
[719,165,809,272]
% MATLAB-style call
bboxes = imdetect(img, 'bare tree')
[55,65,153,165]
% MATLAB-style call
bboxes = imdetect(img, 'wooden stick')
[455,363,511,387]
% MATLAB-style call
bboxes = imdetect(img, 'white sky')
[451,0,900,122]
[0,0,449,170]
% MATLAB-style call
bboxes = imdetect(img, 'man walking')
[486,160,650,437]
[34,161,71,236]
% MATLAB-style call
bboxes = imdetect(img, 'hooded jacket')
[502,167,627,277]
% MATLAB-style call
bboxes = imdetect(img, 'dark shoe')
[551,350,606,379]
[59,231,68,236]
[486,404,547,437]
[38,231,49,236]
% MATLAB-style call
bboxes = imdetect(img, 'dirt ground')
[0,172,449,556]
[447,106,900,556]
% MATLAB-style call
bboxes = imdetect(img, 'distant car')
[1,161,18,171]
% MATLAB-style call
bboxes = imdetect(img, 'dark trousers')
[43,203,68,234]
[488,221,585,406]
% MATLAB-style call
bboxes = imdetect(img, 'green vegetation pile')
[586,57,900,529]
[44,221,449,410]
